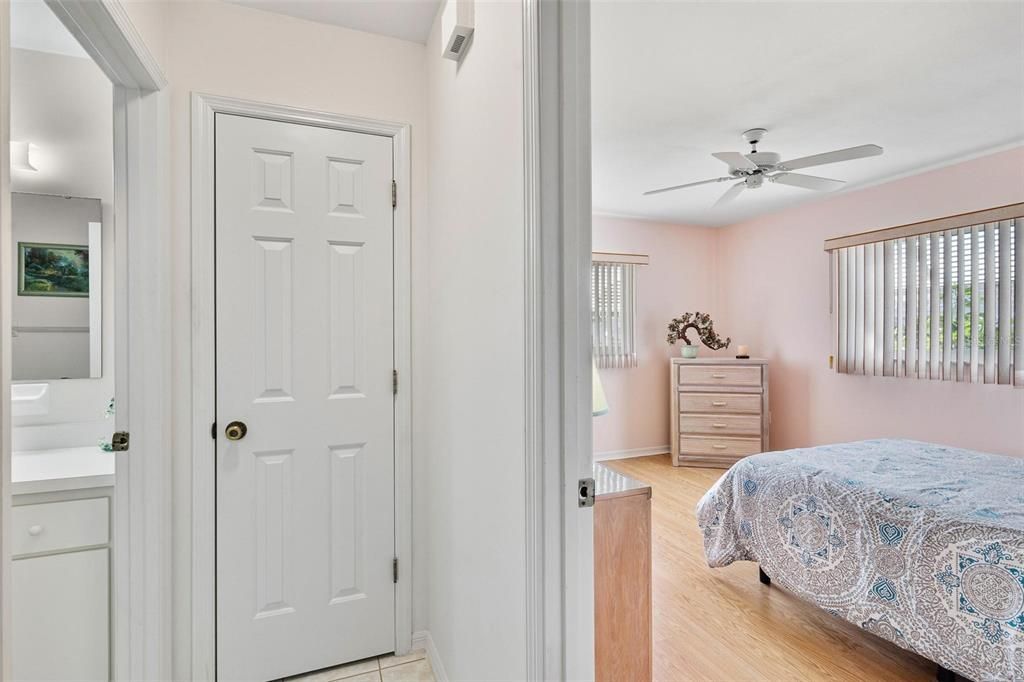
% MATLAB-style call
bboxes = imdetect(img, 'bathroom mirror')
[10,0,114,384]
[11,192,103,380]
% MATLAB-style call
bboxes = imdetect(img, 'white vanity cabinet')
[11,449,114,682]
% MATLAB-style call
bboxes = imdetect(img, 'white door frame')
[189,93,414,680]
[524,1,594,679]
[0,1,170,679]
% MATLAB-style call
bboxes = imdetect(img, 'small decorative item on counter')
[99,397,115,452]
[666,312,731,359]
[736,344,750,359]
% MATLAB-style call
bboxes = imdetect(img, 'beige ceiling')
[592,1,1024,226]
[224,0,441,44]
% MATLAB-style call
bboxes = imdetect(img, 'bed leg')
[936,665,955,682]
[758,566,771,586]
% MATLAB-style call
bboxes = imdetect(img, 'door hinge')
[111,431,130,452]
[211,422,217,440]
[393,557,399,583]
[392,180,397,209]
[393,369,398,395]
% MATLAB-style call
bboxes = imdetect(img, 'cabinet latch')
[111,431,130,452]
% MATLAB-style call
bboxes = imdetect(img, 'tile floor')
[283,649,434,682]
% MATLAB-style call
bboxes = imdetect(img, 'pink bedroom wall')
[592,214,720,457]
[716,146,1024,457]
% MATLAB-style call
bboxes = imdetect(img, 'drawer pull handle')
[27,525,43,536]
[712,444,727,450]
[711,373,727,379]
[712,423,727,428]
[712,401,727,407]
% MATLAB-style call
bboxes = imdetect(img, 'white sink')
[11,383,50,417]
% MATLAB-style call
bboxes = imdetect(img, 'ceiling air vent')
[441,0,474,62]
[448,33,467,57]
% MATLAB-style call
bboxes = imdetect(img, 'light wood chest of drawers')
[670,358,769,468]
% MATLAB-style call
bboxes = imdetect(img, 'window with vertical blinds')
[827,207,1022,387]
[592,261,638,368]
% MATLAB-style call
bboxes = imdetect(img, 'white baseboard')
[593,445,670,462]
[412,630,448,682]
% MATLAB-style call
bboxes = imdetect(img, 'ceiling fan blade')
[642,176,732,196]
[712,151,758,171]
[778,144,883,171]
[771,172,845,192]
[714,182,746,206]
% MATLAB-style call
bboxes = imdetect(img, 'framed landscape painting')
[18,242,90,297]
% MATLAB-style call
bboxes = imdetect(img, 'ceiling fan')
[643,129,883,206]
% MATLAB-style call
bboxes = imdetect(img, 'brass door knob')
[225,421,248,441]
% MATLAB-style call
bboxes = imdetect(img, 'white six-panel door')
[215,113,396,681]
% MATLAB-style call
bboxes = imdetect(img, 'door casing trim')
[524,1,594,678]
[189,93,414,680]
[1,1,169,679]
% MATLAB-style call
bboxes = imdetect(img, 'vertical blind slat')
[998,220,1012,384]
[598,266,604,366]
[622,262,630,366]
[610,263,618,368]
[942,230,953,381]
[591,265,598,365]
[848,246,857,374]
[598,261,602,364]
[603,264,609,366]
[970,226,981,383]
[1014,218,1023,386]
[855,245,865,374]
[883,240,896,376]
[864,245,875,375]
[874,242,885,376]
[610,262,618,366]
[929,232,941,379]
[838,250,848,374]
[897,238,907,377]
[907,236,919,378]
[621,264,629,369]
[956,227,967,382]
[984,223,997,383]
[918,236,929,379]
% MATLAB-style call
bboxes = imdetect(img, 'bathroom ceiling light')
[11,141,38,172]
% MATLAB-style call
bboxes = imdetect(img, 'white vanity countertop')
[11,446,115,496]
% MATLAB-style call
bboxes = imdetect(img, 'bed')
[696,439,1024,682]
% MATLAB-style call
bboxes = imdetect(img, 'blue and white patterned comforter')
[697,439,1024,681]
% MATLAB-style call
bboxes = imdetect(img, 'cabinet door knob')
[711,373,726,379]
[712,444,727,450]
[28,525,43,536]
[712,423,727,428]
[712,401,727,407]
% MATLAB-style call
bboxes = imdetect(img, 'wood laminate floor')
[604,454,937,682]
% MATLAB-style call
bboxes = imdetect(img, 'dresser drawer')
[679,413,762,437]
[11,498,108,557]
[679,436,762,458]
[678,392,761,414]
[677,365,761,388]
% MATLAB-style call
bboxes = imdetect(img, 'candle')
[736,344,750,358]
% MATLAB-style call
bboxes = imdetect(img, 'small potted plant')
[667,312,730,358]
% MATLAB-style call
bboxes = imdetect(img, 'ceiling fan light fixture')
[642,129,884,202]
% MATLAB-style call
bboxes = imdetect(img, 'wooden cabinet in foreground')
[594,463,652,682]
